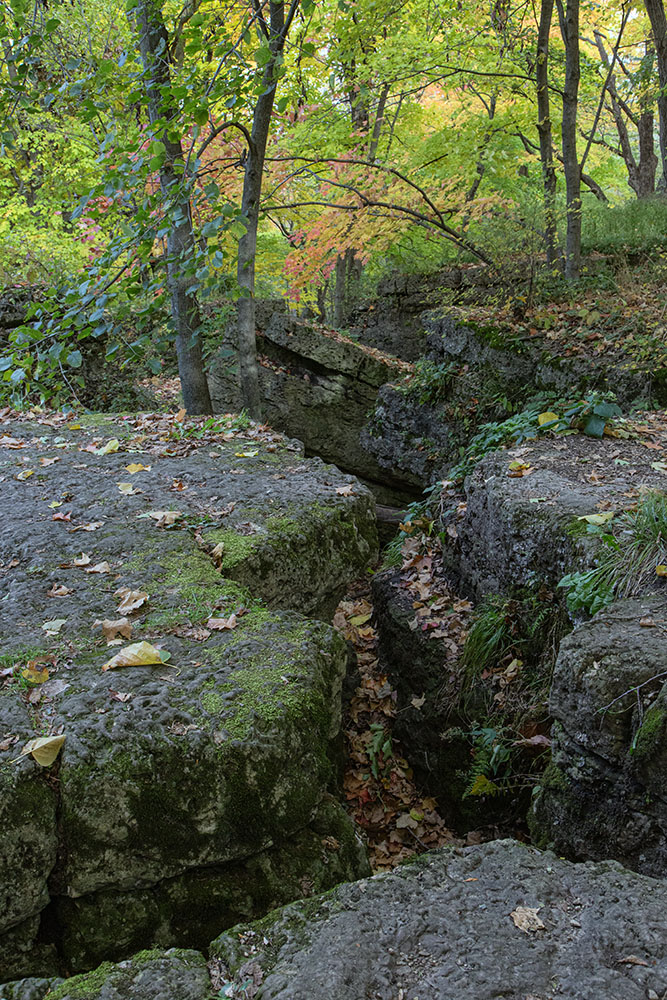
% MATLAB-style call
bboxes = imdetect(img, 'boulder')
[0,414,375,978]
[210,839,667,1000]
[531,594,667,874]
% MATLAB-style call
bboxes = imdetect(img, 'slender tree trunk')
[237,0,290,420]
[557,0,581,280]
[644,0,667,185]
[594,30,657,199]
[333,253,347,328]
[537,0,562,267]
[136,0,212,414]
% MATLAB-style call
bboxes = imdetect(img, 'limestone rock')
[211,839,667,1000]
[531,595,667,874]
[0,416,375,978]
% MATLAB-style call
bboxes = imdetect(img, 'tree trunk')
[237,0,289,420]
[536,0,562,267]
[594,30,657,199]
[557,0,581,281]
[333,253,347,328]
[136,0,212,414]
[644,0,667,185]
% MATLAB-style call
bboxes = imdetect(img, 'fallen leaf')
[577,512,614,525]
[207,614,238,630]
[656,565,667,577]
[41,618,66,635]
[85,561,112,574]
[47,583,71,597]
[73,552,91,566]
[617,955,650,967]
[235,450,259,458]
[510,907,546,933]
[19,734,65,767]
[15,469,34,481]
[142,510,182,527]
[52,511,72,522]
[97,438,120,455]
[175,407,186,422]
[40,457,59,467]
[69,521,104,532]
[109,689,133,702]
[21,663,50,685]
[117,483,139,495]
[115,588,149,614]
[350,613,372,626]
[411,694,426,709]
[48,501,63,509]
[640,617,656,627]
[125,463,150,474]
[95,617,132,641]
[336,484,354,496]
[102,641,169,671]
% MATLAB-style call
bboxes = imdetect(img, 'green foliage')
[558,490,667,616]
[399,358,459,405]
[582,198,667,257]
[367,722,393,779]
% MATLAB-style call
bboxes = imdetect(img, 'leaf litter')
[334,579,465,873]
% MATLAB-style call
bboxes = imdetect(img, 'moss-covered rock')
[0,417,374,980]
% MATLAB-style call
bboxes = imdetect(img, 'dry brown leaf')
[207,614,238,630]
[85,561,112,574]
[47,583,71,597]
[510,907,546,933]
[95,617,132,641]
[115,588,149,615]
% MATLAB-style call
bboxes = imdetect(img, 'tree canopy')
[1,0,666,409]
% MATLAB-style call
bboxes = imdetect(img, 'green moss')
[539,760,569,792]
[49,960,116,998]
[206,530,258,571]
[632,704,666,761]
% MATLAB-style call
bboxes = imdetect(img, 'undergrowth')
[559,489,667,616]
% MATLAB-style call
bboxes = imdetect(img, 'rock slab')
[211,839,667,1000]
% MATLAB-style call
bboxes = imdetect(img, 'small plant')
[368,722,393,779]
[399,358,459,405]
[558,489,667,616]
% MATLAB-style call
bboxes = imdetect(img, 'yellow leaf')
[16,469,34,481]
[97,439,120,455]
[350,613,372,625]
[21,663,50,685]
[235,450,259,458]
[20,734,65,767]
[508,460,529,471]
[117,483,137,495]
[125,463,150,474]
[102,641,168,671]
[656,564,667,577]
[48,501,63,509]
[577,512,614,525]
[538,411,560,426]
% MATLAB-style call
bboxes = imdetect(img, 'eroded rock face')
[210,839,667,1000]
[453,435,667,598]
[531,595,667,874]
[0,415,375,979]
[208,311,413,503]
